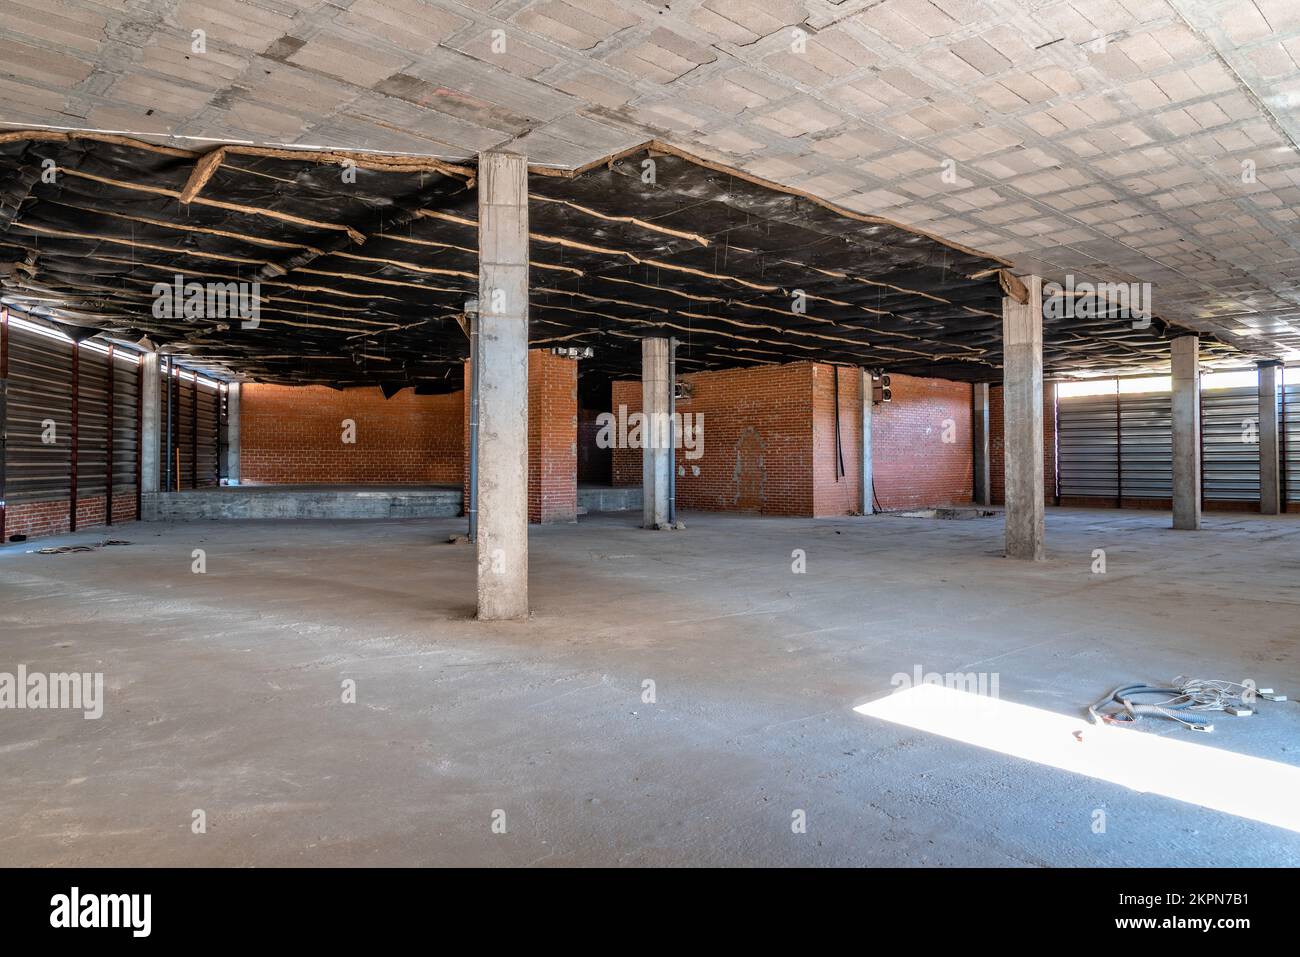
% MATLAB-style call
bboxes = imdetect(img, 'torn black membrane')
[0,134,1240,390]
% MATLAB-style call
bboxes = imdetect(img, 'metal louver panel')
[77,347,110,498]
[159,365,179,490]
[195,382,220,489]
[1202,385,1260,502]
[5,326,73,505]
[1119,391,1172,499]
[113,352,140,494]
[1285,382,1299,505]
[1057,394,1118,498]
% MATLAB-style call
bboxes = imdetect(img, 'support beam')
[1,308,8,543]
[1171,335,1201,530]
[467,313,480,542]
[474,150,529,621]
[860,367,874,514]
[106,345,114,525]
[1002,275,1045,560]
[190,374,198,490]
[972,381,991,507]
[1258,360,1281,515]
[641,337,670,529]
[140,352,160,494]
[668,338,677,524]
[222,382,241,485]
[164,355,174,492]
[70,345,78,531]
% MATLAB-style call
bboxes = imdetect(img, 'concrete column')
[222,381,241,485]
[1258,360,1281,515]
[1171,335,1201,530]
[972,381,991,507]
[641,337,670,528]
[140,352,161,494]
[1002,276,1045,560]
[475,150,529,620]
[860,367,874,514]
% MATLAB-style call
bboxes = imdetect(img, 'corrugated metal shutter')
[1285,381,1299,506]
[77,347,109,498]
[195,381,219,488]
[159,372,220,489]
[1119,390,1172,499]
[1058,393,1118,498]
[1202,385,1260,502]
[2,325,149,526]
[159,366,179,490]
[113,352,140,497]
[5,326,73,504]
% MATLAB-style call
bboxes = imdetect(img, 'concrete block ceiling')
[1,0,1297,384]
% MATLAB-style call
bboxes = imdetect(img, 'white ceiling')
[3,0,1299,361]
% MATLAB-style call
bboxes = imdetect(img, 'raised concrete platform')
[141,484,462,521]
[578,484,642,514]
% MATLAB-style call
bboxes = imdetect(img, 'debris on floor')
[30,540,132,555]
[892,508,998,520]
[1088,677,1286,733]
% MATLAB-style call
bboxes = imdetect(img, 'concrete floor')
[2,507,1298,866]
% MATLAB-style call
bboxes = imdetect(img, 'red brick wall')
[811,365,864,516]
[871,373,974,511]
[611,362,975,516]
[528,350,577,524]
[241,384,464,485]
[462,350,577,524]
[610,382,638,489]
[614,363,817,515]
[989,383,1057,506]
[5,492,138,541]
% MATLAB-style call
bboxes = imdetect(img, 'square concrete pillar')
[1258,361,1281,515]
[1171,335,1201,530]
[140,352,161,494]
[860,367,874,515]
[641,337,670,528]
[1002,276,1045,560]
[972,382,991,507]
[475,150,529,620]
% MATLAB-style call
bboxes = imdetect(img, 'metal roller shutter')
[113,351,140,496]
[1061,379,1281,507]
[1201,385,1260,502]
[77,347,110,499]
[5,325,73,505]
[1057,393,1118,498]
[1284,381,1299,506]
[1119,390,1172,499]
[195,381,220,488]
[160,364,180,490]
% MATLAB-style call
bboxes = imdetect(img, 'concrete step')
[577,486,642,514]
[142,487,463,521]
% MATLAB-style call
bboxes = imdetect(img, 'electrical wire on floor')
[1088,677,1285,733]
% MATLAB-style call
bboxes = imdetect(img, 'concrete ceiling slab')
[1,0,1298,362]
